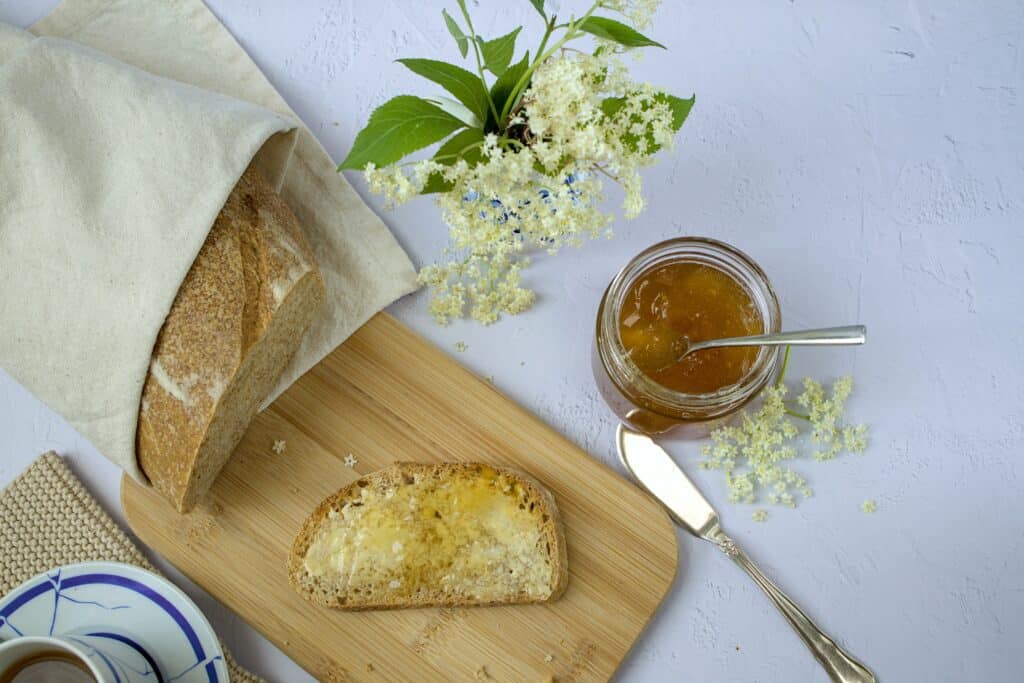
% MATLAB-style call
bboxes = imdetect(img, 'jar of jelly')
[593,237,782,436]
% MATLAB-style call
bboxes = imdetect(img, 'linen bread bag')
[0,11,417,513]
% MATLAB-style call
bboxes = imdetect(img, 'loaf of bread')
[289,462,569,610]
[137,166,325,512]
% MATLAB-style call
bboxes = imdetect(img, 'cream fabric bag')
[0,1,418,481]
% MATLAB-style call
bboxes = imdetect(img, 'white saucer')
[0,561,229,682]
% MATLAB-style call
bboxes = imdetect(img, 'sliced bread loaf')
[137,166,325,513]
[289,462,569,610]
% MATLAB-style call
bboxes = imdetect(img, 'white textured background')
[2,1,1023,681]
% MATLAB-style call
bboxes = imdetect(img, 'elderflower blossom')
[602,0,662,29]
[798,377,869,461]
[701,377,869,510]
[702,384,809,508]
[367,48,678,324]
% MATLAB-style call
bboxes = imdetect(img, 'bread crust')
[137,166,325,512]
[288,462,569,610]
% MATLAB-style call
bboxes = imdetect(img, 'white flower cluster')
[366,47,677,324]
[602,0,661,29]
[701,376,869,510]
[798,376,869,460]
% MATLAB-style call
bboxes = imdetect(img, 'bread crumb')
[544,653,554,662]
[344,453,358,468]
[455,341,468,352]
[272,440,286,455]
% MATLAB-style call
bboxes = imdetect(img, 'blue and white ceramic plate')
[0,562,228,682]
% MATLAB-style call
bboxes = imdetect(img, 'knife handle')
[709,528,877,683]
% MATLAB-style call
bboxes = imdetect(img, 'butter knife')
[617,424,877,683]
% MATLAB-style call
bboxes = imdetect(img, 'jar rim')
[596,236,782,420]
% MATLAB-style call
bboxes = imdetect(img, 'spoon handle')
[688,325,866,354]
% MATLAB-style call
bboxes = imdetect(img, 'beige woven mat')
[0,452,263,682]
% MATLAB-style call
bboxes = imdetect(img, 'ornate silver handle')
[709,527,877,683]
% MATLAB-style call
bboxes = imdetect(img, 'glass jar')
[593,236,782,437]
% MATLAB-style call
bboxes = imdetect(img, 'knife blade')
[616,423,721,540]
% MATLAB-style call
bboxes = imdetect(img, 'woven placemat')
[0,452,263,682]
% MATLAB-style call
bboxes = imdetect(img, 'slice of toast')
[288,462,568,610]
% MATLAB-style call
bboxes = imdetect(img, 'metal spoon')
[670,325,867,366]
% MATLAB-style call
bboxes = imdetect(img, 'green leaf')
[666,94,695,131]
[578,16,665,49]
[421,128,486,194]
[600,92,694,154]
[600,97,625,116]
[421,172,455,195]
[339,95,465,170]
[476,27,522,75]
[397,58,491,123]
[434,128,484,166]
[529,0,546,19]
[426,96,483,129]
[442,9,469,58]
[488,51,530,127]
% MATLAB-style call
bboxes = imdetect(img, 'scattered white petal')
[272,440,286,455]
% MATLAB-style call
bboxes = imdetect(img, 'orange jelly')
[618,262,763,394]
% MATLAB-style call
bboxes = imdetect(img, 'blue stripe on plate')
[2,571,219,683]
[63,574,206,662]
[88,631,165,683]
[0,579,53,618]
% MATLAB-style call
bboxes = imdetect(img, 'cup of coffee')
[0,637,107,683]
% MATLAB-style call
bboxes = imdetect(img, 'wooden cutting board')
[123,312,678,682]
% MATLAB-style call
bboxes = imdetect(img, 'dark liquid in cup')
[0,649,96,683]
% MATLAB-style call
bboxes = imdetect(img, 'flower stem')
[785,408,811,421]
[776,345,792,387]
[499,1,602,124]
[418,140,484,165]
[534,16,556,66]
[459,3,501,125]
[591,163,620,182]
